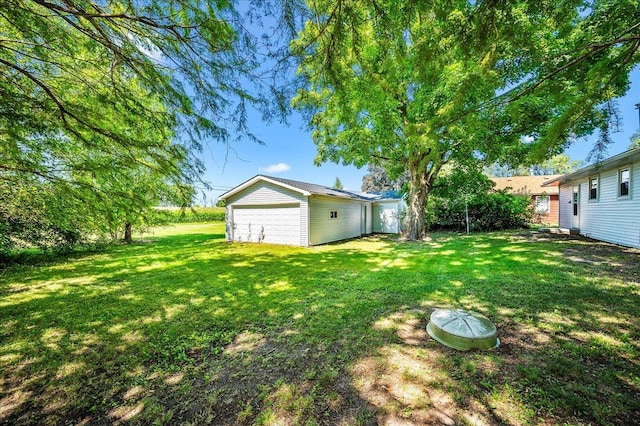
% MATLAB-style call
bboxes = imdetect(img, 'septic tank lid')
[427,309,499,351]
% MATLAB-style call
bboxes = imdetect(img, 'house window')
[619,168,630,197]
[535,195,550,214]
[329,210,338,219]
[589,176,598,200]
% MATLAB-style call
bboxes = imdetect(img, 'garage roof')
[266,175,373,200]
[219,175,390,201]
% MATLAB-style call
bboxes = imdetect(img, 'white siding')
[226,181,305,206]
[225,181,309,246]
[309,196,363,245]
[299,199,309,247]
[558,185,574,229]
[559,161,640,248]
[373,201,402,233]
[225,204,233,241]
[361,203,373,235]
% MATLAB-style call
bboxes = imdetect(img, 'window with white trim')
[535,195,550,214]
[589,176,598,200]
[619,167,630,197]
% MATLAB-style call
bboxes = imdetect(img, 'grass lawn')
[1,222,639,425]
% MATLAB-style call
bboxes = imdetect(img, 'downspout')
[306,195,311,247]
[227,205,233,242]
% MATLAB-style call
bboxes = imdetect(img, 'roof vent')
[427,309,499,351]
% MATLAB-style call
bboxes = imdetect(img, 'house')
[218,175,406,246]
[542,148,640,248]
[491,175,562,225]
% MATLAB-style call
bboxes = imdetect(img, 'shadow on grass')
[1,226,639,424]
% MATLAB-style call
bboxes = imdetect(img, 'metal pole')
[465,198,470,235]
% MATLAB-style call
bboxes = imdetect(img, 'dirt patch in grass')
[529,231,640,283]
[158,331,379,425]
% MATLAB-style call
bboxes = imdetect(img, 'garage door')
[232,205,301,245]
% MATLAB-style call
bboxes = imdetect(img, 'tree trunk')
[124,222,133,243]
[405,165,430,241]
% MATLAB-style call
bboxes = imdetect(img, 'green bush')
[153,207,225,223]
[0,198,86,258]
[428,190,533,232]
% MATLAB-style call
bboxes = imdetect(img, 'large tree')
[292,0,640,240]
[0,0,296,245]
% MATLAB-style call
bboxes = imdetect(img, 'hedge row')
[154,207,225,223]
[428,190,534,232]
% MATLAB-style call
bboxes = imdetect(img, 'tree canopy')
[1,0,294,249]
[361,165,408,193]
[630,130,640,149]
[292,0,640,239]
[485,154,583,177]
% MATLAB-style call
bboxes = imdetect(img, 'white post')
[465,198,470,234]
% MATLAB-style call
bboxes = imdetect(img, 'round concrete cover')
[427,309,499,351]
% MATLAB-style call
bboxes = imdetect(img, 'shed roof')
[491,175,561,195]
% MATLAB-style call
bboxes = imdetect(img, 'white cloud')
[260,163,291,173]
[522,135,535,143]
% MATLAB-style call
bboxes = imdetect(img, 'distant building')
[491,175,562,225]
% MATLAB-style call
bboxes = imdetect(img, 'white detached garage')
[219,175,405,246]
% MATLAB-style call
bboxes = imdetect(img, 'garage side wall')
[225,181,309,246]
[309,196,363,245]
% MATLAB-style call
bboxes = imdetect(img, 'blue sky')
[197,66,640,205]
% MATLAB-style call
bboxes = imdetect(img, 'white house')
[543,148,640,248]
[219,175,406,246]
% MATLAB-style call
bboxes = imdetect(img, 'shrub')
[153,207,225,223]
[0,205,86,265]
[428,190,534,232]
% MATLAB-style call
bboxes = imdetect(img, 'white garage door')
[232,205,301,245]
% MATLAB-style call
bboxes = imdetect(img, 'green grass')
[1,223,639,425]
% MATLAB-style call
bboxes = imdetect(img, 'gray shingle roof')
[220,174,405,201]
[262,175,373,200]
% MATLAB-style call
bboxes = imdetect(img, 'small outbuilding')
[219,175,405,246]
[543,148,640,249]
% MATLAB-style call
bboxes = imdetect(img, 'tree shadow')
[0,229,639,424]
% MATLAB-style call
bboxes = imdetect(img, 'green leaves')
[293,0,640,239]
[0,0,293,249]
